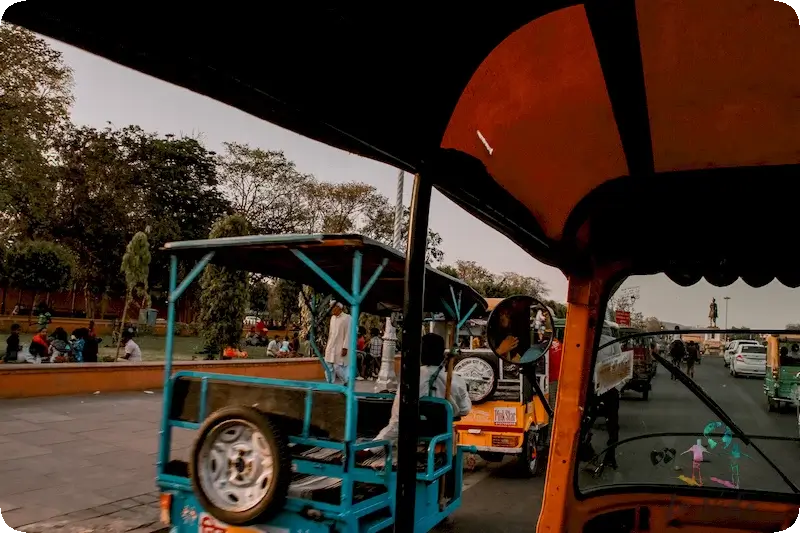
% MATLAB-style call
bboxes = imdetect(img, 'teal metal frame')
[155,239,482,532]
[299,290,335,382]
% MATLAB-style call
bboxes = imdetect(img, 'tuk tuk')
[452,311,565,475]
[15,2,799,531]
[619,326,654,400]
[152,234,487,532]
[765,334,800,412]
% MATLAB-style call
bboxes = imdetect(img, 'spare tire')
[454,352,498,404]
[190,406,291,526]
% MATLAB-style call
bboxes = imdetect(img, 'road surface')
[579,357,800,495]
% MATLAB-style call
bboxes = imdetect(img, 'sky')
[44,38,800,330]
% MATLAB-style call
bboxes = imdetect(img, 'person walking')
[685,341,699,379]
[325,301,352,384]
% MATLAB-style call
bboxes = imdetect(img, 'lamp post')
[724,296,731,341]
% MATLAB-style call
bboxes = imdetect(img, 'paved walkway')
[0,392,178,532]
[0,380,383,532]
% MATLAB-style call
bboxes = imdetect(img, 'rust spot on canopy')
[442,6,627,240]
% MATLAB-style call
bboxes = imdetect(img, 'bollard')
[375,316,399,392]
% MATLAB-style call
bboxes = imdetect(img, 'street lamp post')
[724,296,731,341]
[375,169,404,392]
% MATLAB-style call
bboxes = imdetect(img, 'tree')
[787,323,800,331]
[198,215,251,358]
[6,240,74,315]
[729,326,754,341]
[304,181,387,233]
[124,129,231,295]
[43,125,230,317]
[438,261,494,295]
[644,317,663,332]
[543,299,568,319]
[269,279,300,327]
[115,232,151,360]
[49,126,138,314]
[364,204,444,264]
[438,260,548,300]
[248,275,271,318]
[630,311,646,330]
[0,244,8,314]
[219,142,310,234]
[0,25,73,239]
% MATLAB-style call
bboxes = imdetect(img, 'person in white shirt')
[369,333,471,451]
[325,301,352,384]
[121,330,142,362]
[266,335,280,357]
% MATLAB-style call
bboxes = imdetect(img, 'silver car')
[723,339,760,367]
[730,344,767,378]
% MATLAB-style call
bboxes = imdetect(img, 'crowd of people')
[2,319,129,363]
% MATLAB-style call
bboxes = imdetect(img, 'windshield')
[742,346,767,356]
[578,276,800,498]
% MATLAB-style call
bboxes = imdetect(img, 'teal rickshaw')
[154,234,487,533]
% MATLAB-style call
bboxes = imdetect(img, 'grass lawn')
[17,334,273,362]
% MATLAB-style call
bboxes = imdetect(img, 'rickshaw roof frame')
[163,233,488,318]
[157,245,407,520]
[7,2,800,284]
[157,233,485,517]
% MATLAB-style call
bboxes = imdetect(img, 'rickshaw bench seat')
[164,378,453,485]
[288,444,451,505]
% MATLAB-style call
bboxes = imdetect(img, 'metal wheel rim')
[197,418,275,513]
[454,358,495,402]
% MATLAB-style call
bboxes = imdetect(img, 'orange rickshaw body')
[441,2,800,531]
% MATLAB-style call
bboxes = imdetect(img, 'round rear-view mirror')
[486,295,555,366]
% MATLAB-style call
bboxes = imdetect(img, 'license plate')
[494,407,517,426]
[198,513,288,533]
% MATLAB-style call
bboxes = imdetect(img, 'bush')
[197,215,250,357]
[6,240,74,294]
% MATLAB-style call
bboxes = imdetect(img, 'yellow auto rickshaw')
[453,300,564,475]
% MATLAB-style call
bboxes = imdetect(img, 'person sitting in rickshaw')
[492,301,548,364]
[365,333,471,452]
[790,343,800,360]
[780,345,792,366]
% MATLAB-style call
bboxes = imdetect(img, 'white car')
[730,344,767,378]
[723,339,760,367]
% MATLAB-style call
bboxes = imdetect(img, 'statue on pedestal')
[708,298,718,328]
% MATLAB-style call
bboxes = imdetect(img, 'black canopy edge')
[425,150,560,269]
[3,4,417,172]
[564,164,800,287]
[584,0,655,178]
